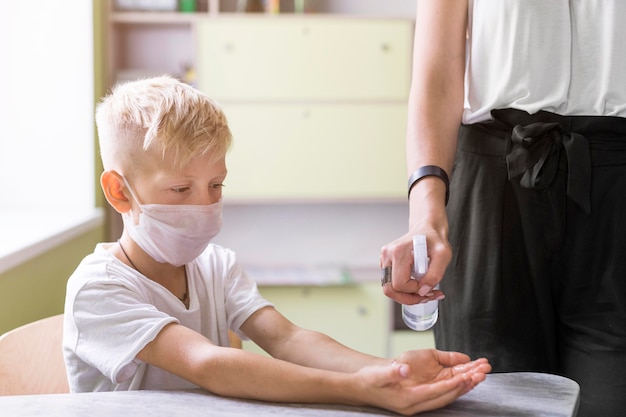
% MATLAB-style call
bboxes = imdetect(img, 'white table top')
[0,372,579,417]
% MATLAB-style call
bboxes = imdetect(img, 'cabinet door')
[196,18,412,101]
[222,103,406,200]
[242,283,390,357]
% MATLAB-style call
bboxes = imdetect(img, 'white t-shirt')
[63,243,272,393]
[464,0,626,124]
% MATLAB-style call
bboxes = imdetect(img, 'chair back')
[0,314,69,395]
[228,330,242,349]
[0,314,241,395]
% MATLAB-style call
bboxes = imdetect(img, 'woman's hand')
[380,227,451,306]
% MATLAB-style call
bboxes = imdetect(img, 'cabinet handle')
[381,43,391,53]
[224,43,235,52]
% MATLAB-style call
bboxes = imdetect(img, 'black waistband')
[460,108,626,157]
[491,108,626,138]
[459,109,626,214]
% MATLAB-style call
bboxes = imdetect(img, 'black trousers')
[435,109,626,417]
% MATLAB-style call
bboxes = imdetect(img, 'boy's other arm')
[241,306,389,372]
[136,319,382,405]
[136,307,490,415]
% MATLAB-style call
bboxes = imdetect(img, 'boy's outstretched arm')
[137,306,490,415]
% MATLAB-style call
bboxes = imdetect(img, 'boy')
[63,76,490,416]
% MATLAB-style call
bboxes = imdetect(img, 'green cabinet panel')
[196,18,412,101]
[222,103,406,199]
[195,17,412,201]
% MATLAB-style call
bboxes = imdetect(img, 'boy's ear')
[101,170,131,214]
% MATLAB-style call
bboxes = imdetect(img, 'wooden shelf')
[110,11,207,23]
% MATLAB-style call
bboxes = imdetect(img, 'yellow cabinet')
[195,17,413,201]
[222,103,406,199]
[242,283,391,357]
[197,18,412,101]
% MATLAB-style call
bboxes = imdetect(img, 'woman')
[380,1,626,416]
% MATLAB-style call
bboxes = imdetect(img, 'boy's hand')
[396,349,491,386]
[354,350,490,416]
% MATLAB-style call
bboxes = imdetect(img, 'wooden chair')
[0,314,69,395]
[0,314,242,396]
[228,330,242,349]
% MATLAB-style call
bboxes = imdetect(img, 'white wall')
[0,0,94,210]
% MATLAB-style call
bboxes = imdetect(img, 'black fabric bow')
[506,122,591,213]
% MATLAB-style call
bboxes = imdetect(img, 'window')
[0,0,101,272]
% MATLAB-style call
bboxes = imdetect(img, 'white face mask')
[121,177,223,266]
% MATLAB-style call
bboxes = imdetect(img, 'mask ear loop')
[120,176,146,227]
[121,175,143,206]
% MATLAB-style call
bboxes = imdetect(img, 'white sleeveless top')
[463,0,626,124]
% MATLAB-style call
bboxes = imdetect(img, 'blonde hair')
[96,75,232,174]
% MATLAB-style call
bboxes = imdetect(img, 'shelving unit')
[104,1,415,94]
[109,0,416,15]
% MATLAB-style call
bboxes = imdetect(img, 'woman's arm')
[381,0,468,305]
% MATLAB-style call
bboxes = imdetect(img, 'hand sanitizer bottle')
[402,235,439,331]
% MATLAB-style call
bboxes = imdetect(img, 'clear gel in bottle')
[402,234,439,331]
